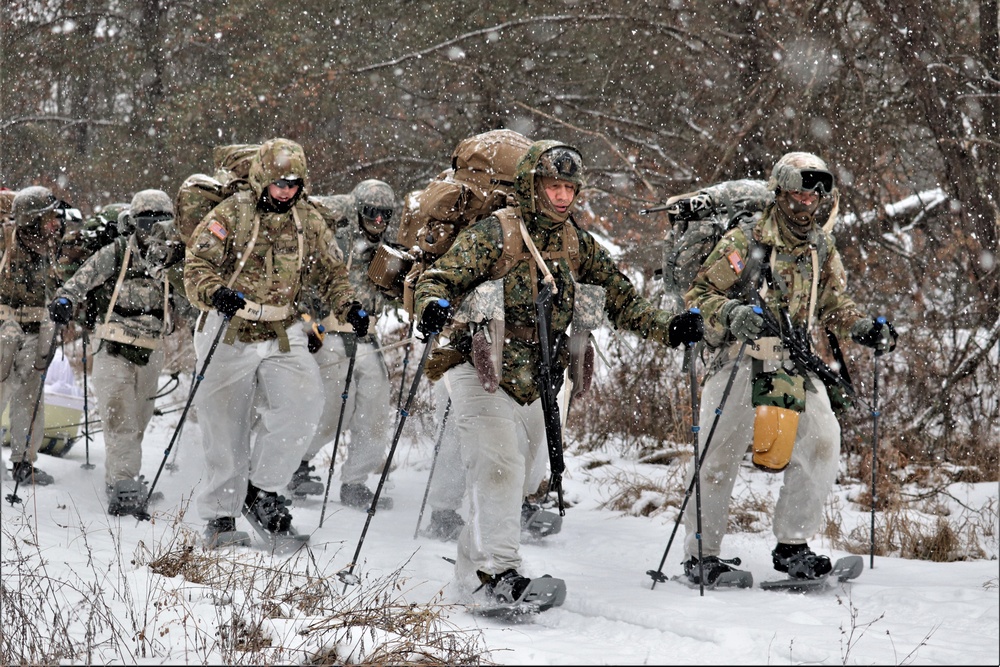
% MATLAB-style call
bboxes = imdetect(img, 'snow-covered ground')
[2,364,996,666]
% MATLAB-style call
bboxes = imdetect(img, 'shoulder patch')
[208,220,228,240]
[727,250,745,274]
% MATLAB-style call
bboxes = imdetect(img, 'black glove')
[725,302,764,342]
[668,309,704,347]
[851,317,898,356]
[418,298,451,336]
[48,297,74,325]
[346,302,370,337]
[210,287,246,319]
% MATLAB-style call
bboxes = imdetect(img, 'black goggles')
[133,212,173,231]
[273,178,303,190]
[797,169,834,195]
[360,205,393,222]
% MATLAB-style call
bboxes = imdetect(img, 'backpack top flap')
[451,129,533,197]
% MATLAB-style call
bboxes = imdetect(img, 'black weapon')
[534,281,566,516]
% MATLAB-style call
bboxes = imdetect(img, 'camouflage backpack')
[653,179,773,312]
[174,144,258,244]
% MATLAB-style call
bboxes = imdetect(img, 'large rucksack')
[174,144,258,244]
[369,129,537,314]
[656,179,773,312]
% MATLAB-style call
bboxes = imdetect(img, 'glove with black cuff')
[48,297,74,325]
[346,302,370,337]
[851,317,898,355]
[668,309,705,347]
[211,287,246,319]
[418,298,451,336]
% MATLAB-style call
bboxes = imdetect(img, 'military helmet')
[535,146,585,186]
[352,179,395,238]
[769,152,834,196]
[254,138,308,186]
[12,186,59,227]
[119,189,174,238]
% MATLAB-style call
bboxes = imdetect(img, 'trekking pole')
[318,336,359,529]
[684,311,706,596]
[648,331,751,589]
[869,317,885,569]
[395,322,413,411]
[80,329,95,470]
[337,306,444,591]
[6,323,63,506]
[134,314,230,521]
[165,366,197,473]
[413,396,451,539]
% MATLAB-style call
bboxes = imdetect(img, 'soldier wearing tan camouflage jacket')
[1,186,76,486]
[291,180,398,511]
[679,152,898,586]
[50,189,195,516]
[413,140,705,608]
[184,138,369,546]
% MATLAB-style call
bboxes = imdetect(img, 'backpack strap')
[489,207,582,281]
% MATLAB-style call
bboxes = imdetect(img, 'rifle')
[534,280,566,516]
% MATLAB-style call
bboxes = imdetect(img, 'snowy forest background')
[1,2,998,664]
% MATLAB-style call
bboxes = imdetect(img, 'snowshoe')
[287,461,324,497]
[203,517,251,548]
[11,461,54,486]
[106,477,163,517]
[422,508,465,541]
[468,569,567,620]
[760,555,864,592]
[243,484,309,552]
[340,482,393,511]
[521,501,562,538]
[672,555,753,589]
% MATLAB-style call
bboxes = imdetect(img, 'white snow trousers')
[0,331,44,462]
[91,347,164,487]
[302,333,391,486]
[427,378,465,513]
[683,357,841,558]
[446,363,549,590]
[194,313,324,521]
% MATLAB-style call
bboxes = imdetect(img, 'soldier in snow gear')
[1,186,78,486]
[413,140,704,607]
[681,152,898,584]
[51,189,196,516]
[184,138,366,546]
[294,179,397,510]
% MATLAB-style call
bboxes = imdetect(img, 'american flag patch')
[208,221,228,240]
[727,250,744,274]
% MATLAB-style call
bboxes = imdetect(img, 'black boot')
[772,542,832,580]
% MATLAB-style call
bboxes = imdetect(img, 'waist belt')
[94,322,161,350]
[235,300,294,322]
[732,336,788,362]
[505,322,538,343]
[0,304,47,323]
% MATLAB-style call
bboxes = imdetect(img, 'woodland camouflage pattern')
[686,205,865,352]
[184,138,356,344]
[415,140,683,405]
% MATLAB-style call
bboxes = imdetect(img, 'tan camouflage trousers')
[302,333,392,486]
[91,347,163,487]
[683,358,841,559]
[193,313,324,521]
[445,363,549,592]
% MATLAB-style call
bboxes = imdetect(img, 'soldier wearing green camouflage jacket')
[183,138,368,547]
[289,180,399,511]
[679,152,899,586]
[1,186,77,486]
[50,189,195,516]
[413,140,705,608]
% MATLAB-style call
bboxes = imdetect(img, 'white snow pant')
[91,346,163,487]
[683,358,841,559]
[302,333,392,486]
[427,377,466,513]
[0,330,45,463]
[194,313,324,521]
[447,363,549,590]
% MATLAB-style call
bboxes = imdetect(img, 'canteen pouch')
[751,368,806,472]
